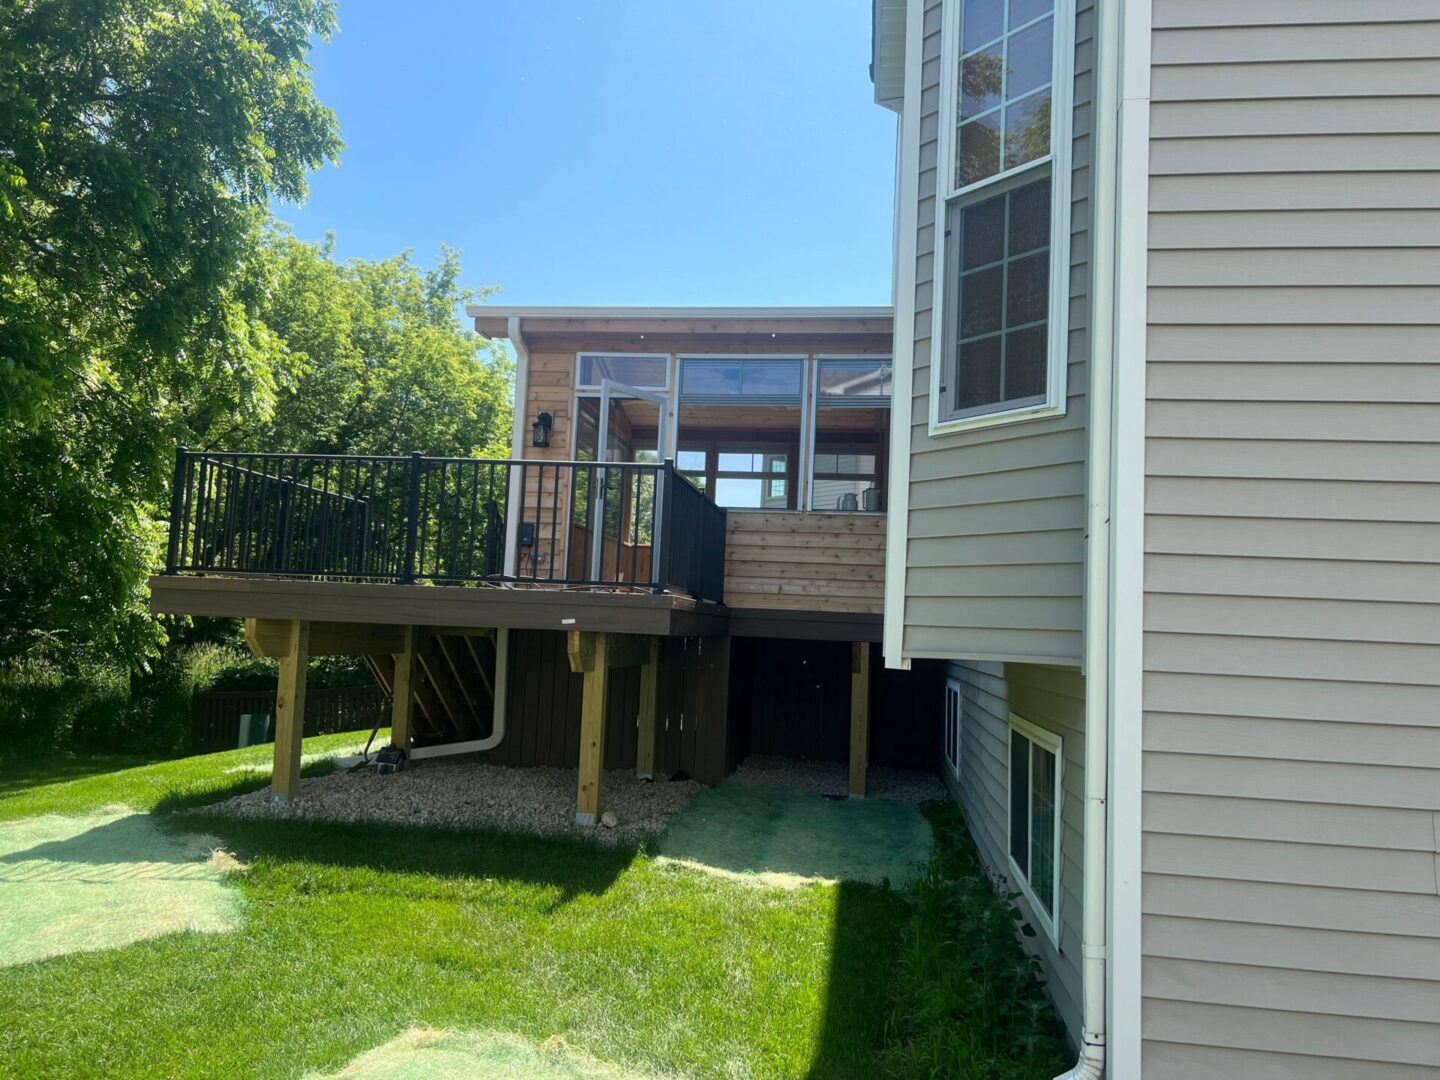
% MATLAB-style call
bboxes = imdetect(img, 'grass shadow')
[0,755,156,797]
[171,810,638,906]
[148,757,340,816]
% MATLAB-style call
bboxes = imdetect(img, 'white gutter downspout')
[409,316,528,762]
[1057,0,1124,1076]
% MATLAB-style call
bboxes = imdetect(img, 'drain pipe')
[407,629,511,761]
[1056,0,1122,1076]
[409,314,528,763]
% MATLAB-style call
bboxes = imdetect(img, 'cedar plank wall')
[902,0,1095,665]
[1141,4,1440,1075]
[518,337,890,611]
[724,513,886,615]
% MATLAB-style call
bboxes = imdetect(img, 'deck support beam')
[390,625,420,753]
[271,620,310,802]
[849,641,870,798]
[636,637,660,779]
[568,630,611,825]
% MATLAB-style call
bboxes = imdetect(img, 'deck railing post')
[165,445,189,574]
[275,476,294,572]
[653,460,674,593]
[402,451,424,584]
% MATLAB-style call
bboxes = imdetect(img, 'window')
[677,442,795,509]
[680,357,804,403]
[943,679,963,777]
[811,357,891,513]
[934,0,1070,430]
[1007,714,1062,942]
[577,353,669,391]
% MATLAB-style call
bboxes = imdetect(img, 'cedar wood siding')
[1142,4,1440,1075]
[903,0,1094,665]
[946,660,1087,1045]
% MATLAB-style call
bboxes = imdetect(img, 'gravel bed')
[205,754,944,843]
[730,755,947,803]
[207,757,701,845]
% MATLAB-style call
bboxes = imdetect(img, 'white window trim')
[944,677,963,778]
[1006,711,1063,946]
[928,0,1075,437]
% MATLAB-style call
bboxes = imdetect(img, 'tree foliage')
[237,233,512,459]
[0,1,511,671]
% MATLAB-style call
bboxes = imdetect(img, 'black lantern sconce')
[531,411,553,448]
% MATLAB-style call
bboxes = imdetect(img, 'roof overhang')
[469,305,894,343]
[871,0,908,112]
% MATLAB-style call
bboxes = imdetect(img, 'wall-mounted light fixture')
[531,411,553,448]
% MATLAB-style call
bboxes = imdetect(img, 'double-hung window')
[1007,713,1062,942]
[934,0,1072,431]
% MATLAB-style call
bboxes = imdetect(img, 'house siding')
[902,0,1094,666]
[1142,4,1440,1075]
[947,660,1087,1045]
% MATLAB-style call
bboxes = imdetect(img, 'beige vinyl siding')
[1141,4,1440,1074]
[946,660,1086,1045]
[902,0,1094,666]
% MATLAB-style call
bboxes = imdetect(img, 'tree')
[234,232,513,459]
[0,0,342,667]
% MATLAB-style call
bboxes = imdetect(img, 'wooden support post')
[636,637,659,779]
[271,620,310,802]
[568,630,610,825]
[849,641,870,798]
[391,625,419,752]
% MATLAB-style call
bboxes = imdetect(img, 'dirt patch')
[309,1027,669,1080]
[207,757,701,845]
[0,810,244,966]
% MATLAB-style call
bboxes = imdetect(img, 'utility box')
[238,713,272,749]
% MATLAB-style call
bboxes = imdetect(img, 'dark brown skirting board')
[726,608,883,643]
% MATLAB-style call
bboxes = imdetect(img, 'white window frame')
[1006,712,1063,945]
[806,354,892,516]
[943,677,963,778]
[929,0,1075,436]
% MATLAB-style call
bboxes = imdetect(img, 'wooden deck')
[149,575,729,638]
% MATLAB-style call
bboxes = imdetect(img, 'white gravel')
[204,754,945,843]
[208,756,701,845]
[731,755,947,803]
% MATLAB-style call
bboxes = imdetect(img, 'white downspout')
[408,315,529,763]
[406,628,510,760]
[1057,0,1123,1076]
[503,315,529,578]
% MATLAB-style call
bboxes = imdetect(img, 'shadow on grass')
[171,809,637,906]
[807,879,910,1079]
[0,756,156,796]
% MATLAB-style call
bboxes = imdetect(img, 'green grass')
[0,742,1068,1079]
[0,730,377,821]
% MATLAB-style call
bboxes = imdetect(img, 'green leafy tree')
[0,0,342,667]
[233,232,513,458]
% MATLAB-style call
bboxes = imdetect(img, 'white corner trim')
[927,0,1076,438]
[881,0,925,671]
[503,317,529,578]
[1106,0,1153,1075]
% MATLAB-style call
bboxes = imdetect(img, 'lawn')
[0,741,1068,1079]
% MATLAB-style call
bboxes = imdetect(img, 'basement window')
[944,678,963,777]
[933,0,1072,432]
[1007,713,1062,943]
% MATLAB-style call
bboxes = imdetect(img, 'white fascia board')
[466,305,894,323]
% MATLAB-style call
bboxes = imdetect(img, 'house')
[151,310,944,823]
[874,0,1440,1076]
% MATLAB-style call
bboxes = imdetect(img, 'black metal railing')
[164,448,727,601]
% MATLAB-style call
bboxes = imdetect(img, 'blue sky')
[277,0,897,308]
